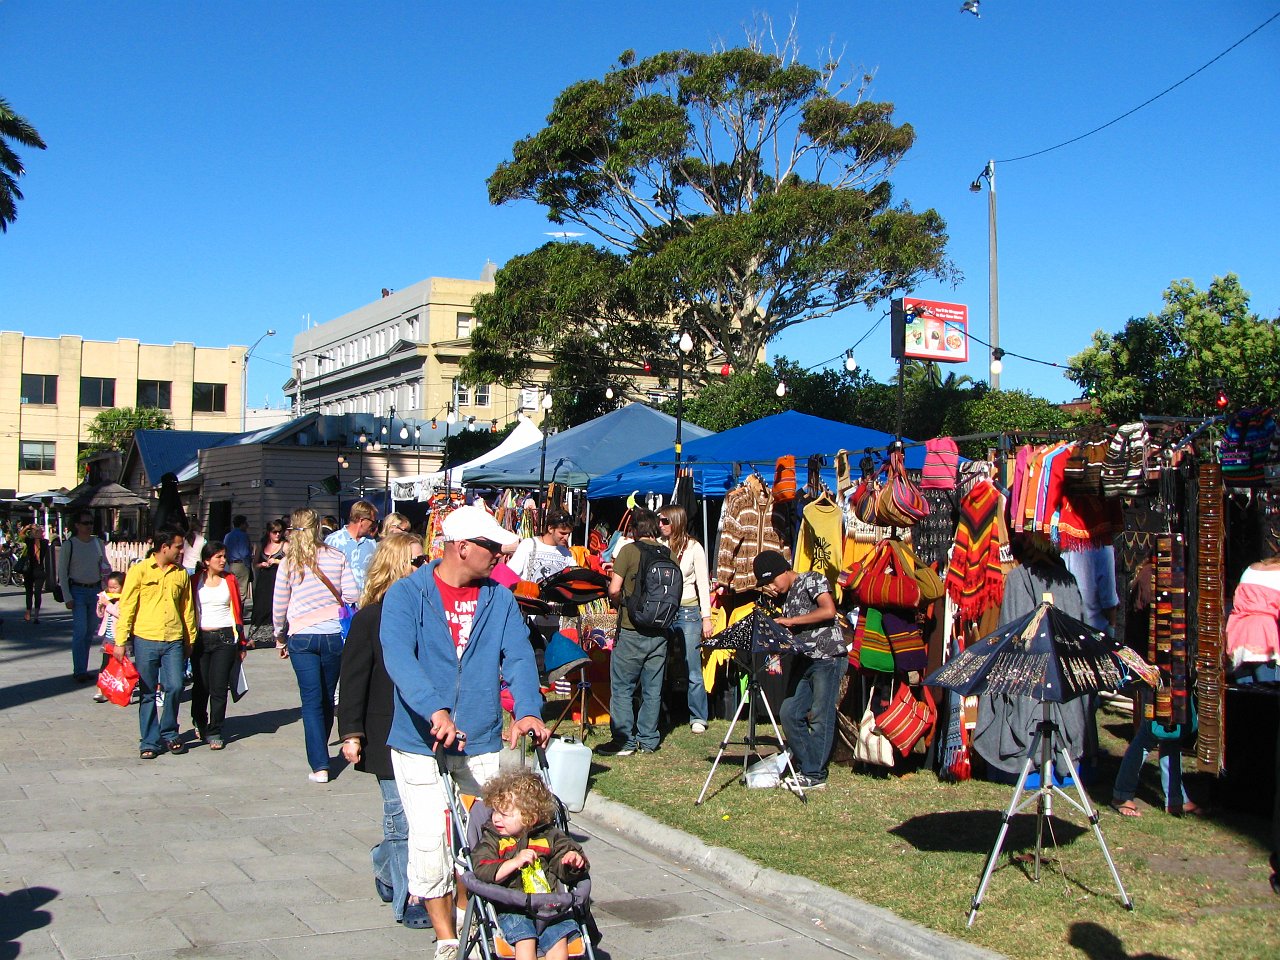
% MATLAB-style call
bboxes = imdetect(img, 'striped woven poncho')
[946,480,1006,620]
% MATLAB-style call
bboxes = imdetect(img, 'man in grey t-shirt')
[755,550,848,792]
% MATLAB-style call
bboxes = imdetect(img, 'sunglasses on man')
[466,538,504,554]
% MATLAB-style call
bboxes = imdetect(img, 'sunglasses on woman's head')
[411,555,429,568]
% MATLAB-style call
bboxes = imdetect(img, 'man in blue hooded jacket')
[380,505,548,960]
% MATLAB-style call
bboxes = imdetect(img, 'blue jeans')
[372,776,409,921]
[609,626,668,750]
[69,584,100,677]
[287,632,343,773]
[496,913,578,955]
[133,638,186,752]
[1113,718,1189,809]
[781,655,847,782]
[674,606,708,724]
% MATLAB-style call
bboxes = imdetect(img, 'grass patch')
[578,700,1279,960]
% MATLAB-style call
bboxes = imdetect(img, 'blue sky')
[3,1,1277,408]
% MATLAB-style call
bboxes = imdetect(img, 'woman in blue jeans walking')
[1110,688,1204,817]
[658,506,714,733]
[337,531,425,926]
[273,507,357,783]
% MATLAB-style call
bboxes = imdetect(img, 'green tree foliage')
[672,358,1068,451]
[466,30,953,401]
[941,389,1071,458]
[86,407,174,453]
[1067,275,1280,421]
[0,96,47,233]
[443,421,516,467]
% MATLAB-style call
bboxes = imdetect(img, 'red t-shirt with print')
[435,572,480,656]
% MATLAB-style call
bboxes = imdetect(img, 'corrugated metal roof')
[134,430,238,487]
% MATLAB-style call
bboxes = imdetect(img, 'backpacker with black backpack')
[624,541,682,632]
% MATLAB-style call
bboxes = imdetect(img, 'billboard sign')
[891,297,969,363]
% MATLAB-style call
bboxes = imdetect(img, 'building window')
[20,440,55,472]
[456,313,474,339]
[80,376,116,408]
[474,383,491,407]
[137,380,172,409]
[407,315,419,340]
[192,382,227,413]
[453,378,470,407]
[519,387,537,411]
[20,373,57,405]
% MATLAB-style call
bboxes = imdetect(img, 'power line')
[999,9,1280,164]
[802,311,889,372]
[965,328,1072,371]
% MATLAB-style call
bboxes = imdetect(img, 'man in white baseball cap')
[379,505,546,956]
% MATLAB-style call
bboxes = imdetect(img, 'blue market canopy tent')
[588,410,924,499]
[463,403,714,489]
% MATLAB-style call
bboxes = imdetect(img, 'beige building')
[286,271,688,430]
[1,333,247,495]
[286,273,552,429]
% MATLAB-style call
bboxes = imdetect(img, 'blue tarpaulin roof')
[587,410,924,498]
[463,404,714,489]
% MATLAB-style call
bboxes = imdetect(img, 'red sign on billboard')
[892,297,969,363]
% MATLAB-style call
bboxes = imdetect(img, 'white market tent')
[390,416,544,504]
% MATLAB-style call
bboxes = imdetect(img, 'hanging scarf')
[946,480,1005,620]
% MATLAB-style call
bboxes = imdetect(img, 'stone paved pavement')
[0,581,886,960]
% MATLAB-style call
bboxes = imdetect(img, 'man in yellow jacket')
[114,527,198,760]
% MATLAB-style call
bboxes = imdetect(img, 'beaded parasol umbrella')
[702,610,795,654]
[925,596,1123,703]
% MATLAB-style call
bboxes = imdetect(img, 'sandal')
[166,739,187,755]
[1169,802,1210,818]
[208,739,225,750]
[139,749,159,760]
[1109,800,1141,818]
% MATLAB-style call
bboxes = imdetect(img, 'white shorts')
[391,748,501,899]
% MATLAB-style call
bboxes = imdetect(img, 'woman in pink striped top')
[273,507,358,782]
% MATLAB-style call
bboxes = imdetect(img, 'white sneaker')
[691,721,707,734]
[434,940,460,960]
[308,770,330,783]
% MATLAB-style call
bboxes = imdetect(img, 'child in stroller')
[470,770,590,960]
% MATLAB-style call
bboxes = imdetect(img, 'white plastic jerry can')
[543,736,593,813]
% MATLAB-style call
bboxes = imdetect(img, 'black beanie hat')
[753,550,791,587]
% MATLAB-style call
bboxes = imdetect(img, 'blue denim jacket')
[380,559,542,757]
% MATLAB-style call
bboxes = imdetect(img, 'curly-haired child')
[471,770,588,960]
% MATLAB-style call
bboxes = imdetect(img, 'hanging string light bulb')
[844,350,857,372]
[605,386,614,400]
[720,362,732,377]
[775,381,787,398]
[990,347,1005,376]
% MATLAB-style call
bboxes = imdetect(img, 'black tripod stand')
[696,650,807,804]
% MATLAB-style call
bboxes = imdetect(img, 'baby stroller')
[439,746,601,960]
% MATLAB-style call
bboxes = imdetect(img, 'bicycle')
[0,545,23,586]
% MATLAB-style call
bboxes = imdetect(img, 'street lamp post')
[241,329,276,432]
[536,390,554,520]
[443,404,457,496]
[674,330,694,487]
[970,159,1000,389]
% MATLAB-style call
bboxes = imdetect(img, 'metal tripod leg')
[752,676,806,801]
[968,725,1043,927]
[1056,742,1134,911]
[696,683,752,805]
[695,677,806,805]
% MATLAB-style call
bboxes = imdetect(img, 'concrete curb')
[578,792,1007,960]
